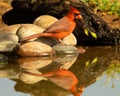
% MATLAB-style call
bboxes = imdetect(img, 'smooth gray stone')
[53,44,79,55]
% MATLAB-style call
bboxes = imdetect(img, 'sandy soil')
[97,11,120,29]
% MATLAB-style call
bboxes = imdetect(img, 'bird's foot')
[59,39,67,45]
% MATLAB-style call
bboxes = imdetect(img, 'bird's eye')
[75,13,80,15]
[74,13,80,16]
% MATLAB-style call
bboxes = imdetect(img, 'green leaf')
[84,29,89,36]
[86,60,90,67]
[91,57,98,64]
[90,32,97,39]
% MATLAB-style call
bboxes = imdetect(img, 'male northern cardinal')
[20,7,82,42]
[23,69,85,96]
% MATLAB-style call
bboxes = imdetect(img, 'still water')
[0,46,120,96]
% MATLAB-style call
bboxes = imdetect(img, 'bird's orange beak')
[76,14,82,20]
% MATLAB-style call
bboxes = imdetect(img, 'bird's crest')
[70,7,80,15]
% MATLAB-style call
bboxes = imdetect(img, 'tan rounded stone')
[17,41,53,56]
[17,24,45,41]
[0,24,21,34]
[33,15,58,29]
[63,33,77,45]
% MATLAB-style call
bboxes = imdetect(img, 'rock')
[33,15,58,29]
[0,41,18,52]
[53,44,79,55]
[63,33,77,45]
[0,32,18,42]
[0,24,21,34]
[16,24,45,41]
[17,41,53,56]
[37,34,77,46]
[36,37,60,47]
[0,33,19,52]
[16,57,52,69]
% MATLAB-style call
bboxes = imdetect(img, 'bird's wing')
[44,17,73,33]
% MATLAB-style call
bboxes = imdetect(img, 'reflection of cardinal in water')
[20,7,82,43]
[23,69,84,96]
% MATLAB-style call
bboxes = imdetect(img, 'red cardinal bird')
[23,69,85,96]
[20,7,82,42]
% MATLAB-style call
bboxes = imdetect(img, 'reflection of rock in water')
[14,79,70,96]
[69,46,120,87]
[1,46,120,96]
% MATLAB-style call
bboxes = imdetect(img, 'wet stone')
[53,44,79,55]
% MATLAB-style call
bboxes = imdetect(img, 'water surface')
[0,46,120,96]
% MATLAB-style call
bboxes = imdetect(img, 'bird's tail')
[20,33,50,42]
